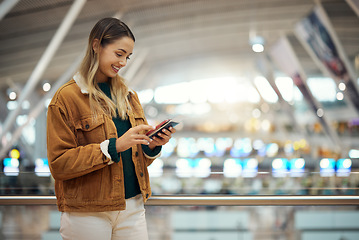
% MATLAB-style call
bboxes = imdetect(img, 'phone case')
[146,119,179,139]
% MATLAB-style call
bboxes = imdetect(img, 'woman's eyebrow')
[118,49,132,55]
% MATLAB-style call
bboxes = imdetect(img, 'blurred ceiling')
[0,0,358,89]
[0,0,359,153]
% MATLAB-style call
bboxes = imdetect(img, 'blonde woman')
[46,18,175,240]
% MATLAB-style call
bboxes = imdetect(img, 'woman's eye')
[116,53,130,61]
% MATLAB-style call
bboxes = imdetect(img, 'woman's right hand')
[115,125,154,152]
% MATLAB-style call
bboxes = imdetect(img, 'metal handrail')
[0,195,358,206]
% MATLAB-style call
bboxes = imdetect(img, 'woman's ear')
[92,39,100,53]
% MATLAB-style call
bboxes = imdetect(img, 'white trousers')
[60,195,148,240]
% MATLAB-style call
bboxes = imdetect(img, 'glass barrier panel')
[0,170,358,196]
[0,205,358,240]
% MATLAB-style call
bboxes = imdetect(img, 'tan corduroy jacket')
[46,74,158,212]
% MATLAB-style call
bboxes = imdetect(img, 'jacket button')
[140,172,144,177]
[85,124,90,129]
[135,151,139,157]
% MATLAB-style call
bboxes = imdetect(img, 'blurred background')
[0,0,359,239]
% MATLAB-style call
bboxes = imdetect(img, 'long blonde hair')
[78,18,135,119]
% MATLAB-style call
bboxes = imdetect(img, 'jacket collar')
[73,72,134,95]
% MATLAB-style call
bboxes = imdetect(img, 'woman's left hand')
[148,127,176,149]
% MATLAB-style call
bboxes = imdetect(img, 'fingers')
[133,124,155,133]
[128,125,176,148]
[134,138,152,146]
[128,125,154,142]
[152,127,173,143]
[161,127,176,136]
[168,127,176,134]
[133,133,153,144]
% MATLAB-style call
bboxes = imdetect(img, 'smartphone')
[146,119,179,139]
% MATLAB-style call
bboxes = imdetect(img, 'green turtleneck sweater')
[98,82,161,199]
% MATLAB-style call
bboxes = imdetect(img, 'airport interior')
[0,0,359,239]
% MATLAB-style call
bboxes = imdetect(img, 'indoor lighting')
[307,77,337,102]
[9,91,16,100]
[223,158,242,178]
[250,35,265,53]
[336,92,344,101]
[138,89,154,104]
[316,108,324,117]
[42,82,51,92]
[275,77,295,102]
[252,43,264,53]
[7,101,18,110]
[349,149,359,158]
[154,82,189,104]
[242,158,258,178]
[254,76,278,103]
[338,82,346,91]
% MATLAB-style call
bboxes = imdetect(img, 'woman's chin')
[107,71,118,78]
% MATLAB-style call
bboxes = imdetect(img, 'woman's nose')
[118,59,125,66]
[119,59,127,67]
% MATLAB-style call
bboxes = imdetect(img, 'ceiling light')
[336,92,344,100]
[43,82,51,92]
[316,108,324,117]
[252,108,261,118]
[252,43,264,53]
[249,35,265,53]
[22,100,30,110]
[254,76,278,103]
[338,82,346,91]
[7,101,18,110]
[349,149,359,158]
[9,91,16,100]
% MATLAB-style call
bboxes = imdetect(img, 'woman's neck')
[95,72,110,83]
[97,77,111,83]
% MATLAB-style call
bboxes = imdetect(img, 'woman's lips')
[112,65,120,73]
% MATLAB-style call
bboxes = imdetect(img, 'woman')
[46,17,175,240]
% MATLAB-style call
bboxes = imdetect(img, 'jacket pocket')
[63,178,81,199]
[75,116,106,146]
[80,170,104,201]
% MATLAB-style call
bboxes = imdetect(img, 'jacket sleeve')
[142,144,161,159]
[47,104,111,181]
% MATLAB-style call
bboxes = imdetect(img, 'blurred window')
[307,77,347,108]
[254,77,278,103]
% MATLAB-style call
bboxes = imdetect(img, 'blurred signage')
[289,158,305,177]
[272,158,289,177]
[148,158,164,178]
[223,158,242,178]
[223,158,258,178]
[230,138,252,157]
[3,158,19,176]
[176,158,211,178]
[320,158,336,177]
[242,158,258,178]
[295,5,359,113]
[336,158,352,177]
[35,158,51,177]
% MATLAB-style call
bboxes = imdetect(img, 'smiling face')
[94,36,134,83]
